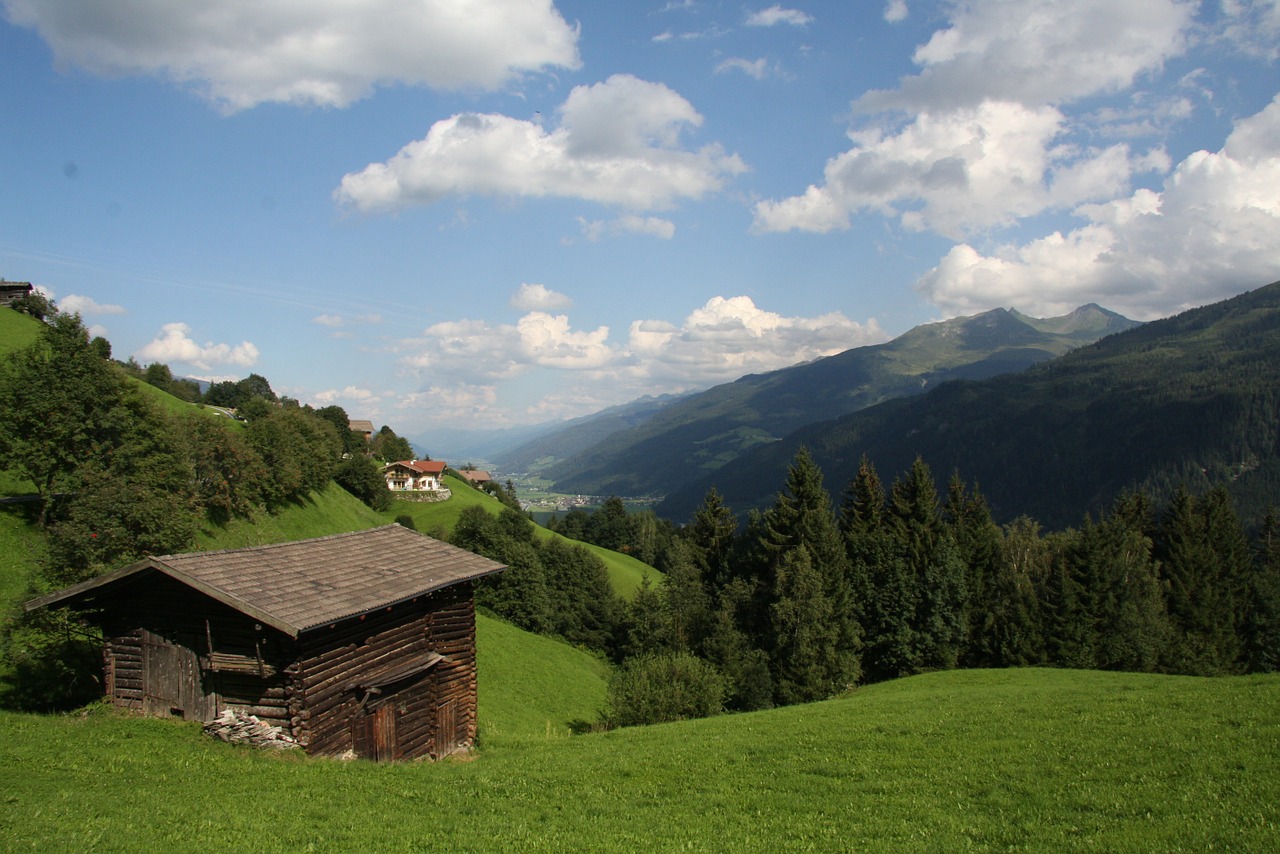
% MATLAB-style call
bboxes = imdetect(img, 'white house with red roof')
[381,459,449,495]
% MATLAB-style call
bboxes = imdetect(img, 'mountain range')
[657,280,1280,530]
[497,303,1140,499]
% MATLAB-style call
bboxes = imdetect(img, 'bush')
[602,651,726,728]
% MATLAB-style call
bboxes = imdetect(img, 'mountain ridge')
[510,303,1140,498]
[656,279,1280,530]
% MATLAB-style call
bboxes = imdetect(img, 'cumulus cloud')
[857,0,1194,113]
[915,94,1280,319]
[884,1,908,23]
[3,0,581,111]
[745,6,813,27]
[58,294,125,316]
[754,102,1158,238]
[753,1,1196,238]
[511,283,573,311]
[396,296,885,421]
[335,74,746,214]
[1217,0,1280,60]
[134,322,259,371]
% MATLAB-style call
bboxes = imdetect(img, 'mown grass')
[0,668,1275,851]
[475,613,609,748]
[0,307,42,356]
[195,482,387,550]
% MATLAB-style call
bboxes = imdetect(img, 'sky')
[2,1,1278,441]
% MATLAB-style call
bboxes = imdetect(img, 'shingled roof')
[25,525,505,637]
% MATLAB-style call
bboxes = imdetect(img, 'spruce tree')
[756,448,861,698]
[889,457,967,671]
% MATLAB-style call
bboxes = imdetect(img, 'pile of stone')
[203,709,299,750]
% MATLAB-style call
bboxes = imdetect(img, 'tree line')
[543,449,1279,726]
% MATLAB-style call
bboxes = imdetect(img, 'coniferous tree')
[755,448,861,698]
[841,457,915,682]
[1245,510,1280,672]
[889,457,967,671]
[685,487,737,590]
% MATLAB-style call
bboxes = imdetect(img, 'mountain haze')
[512,304,1138,498]
[658,280,1280,530]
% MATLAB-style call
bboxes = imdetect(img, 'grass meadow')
[0,668,1276,851]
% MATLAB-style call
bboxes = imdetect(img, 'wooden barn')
[25,525,505,761]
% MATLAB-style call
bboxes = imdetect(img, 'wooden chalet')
[0,280,34,306]
[348,419,375,442]
[25,525,505,761]
[459,469,493,486]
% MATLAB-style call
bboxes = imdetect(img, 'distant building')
[0,280,33,306]
[458,469,493,487]
[382,459,449,495]
[348,419,375,442]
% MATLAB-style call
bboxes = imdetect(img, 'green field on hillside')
[0,668,1275,851]
[390,476,658,596]
[0,308,42,355]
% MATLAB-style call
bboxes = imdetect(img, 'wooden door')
[140,630,216,721]
[435,698,459,758]
[370,704,399,761]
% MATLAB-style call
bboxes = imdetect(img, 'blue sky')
[2,1,1278,439]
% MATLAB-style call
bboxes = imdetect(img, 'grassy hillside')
[0,307,42,355]
[392,476,658,596]
[196,482,388,550]
[0,668,1274,850]
[475,613,609,748]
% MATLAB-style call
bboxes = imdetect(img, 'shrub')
[602,651,726,728]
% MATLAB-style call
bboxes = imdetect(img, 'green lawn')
[0,307,42,356]
[0,668,1275,851]
[196,482,387,550]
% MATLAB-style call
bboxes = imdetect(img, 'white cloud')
[511,283,573,311]
[624,296,884,388]
[397,384,499,424]
[715,57,770,80]
[578,215,676,241]
[59,294,125,315]
[3,0,581,111]
[884,1,908,23]
[753,101,1155,238]
[396,296,886,421]
[312,314,344,328]
[915,94,1280,320]
[335,74,746,214]
[312,385,377,405]
[857,0,1195,113]
[745,6,813,27]
[134,322,259,371]
[1217,0,1280,60]
[753,2,1198,239]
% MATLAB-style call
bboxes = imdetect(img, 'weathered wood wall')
[295,581,477,761]
[97,574,290,725]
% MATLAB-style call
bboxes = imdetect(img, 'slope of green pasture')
[0,503,42,608]
[0,308,42,356]
[385,475,659,598]
[1,668,1276,851]
[475,613,609,748]
[196,482,386,550]
[128,377,236,425]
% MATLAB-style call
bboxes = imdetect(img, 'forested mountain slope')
[658,281,1280,530]
[530,304,1137,498]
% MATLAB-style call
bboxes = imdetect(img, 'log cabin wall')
[295,581,477,761]
[95,574,291,726]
